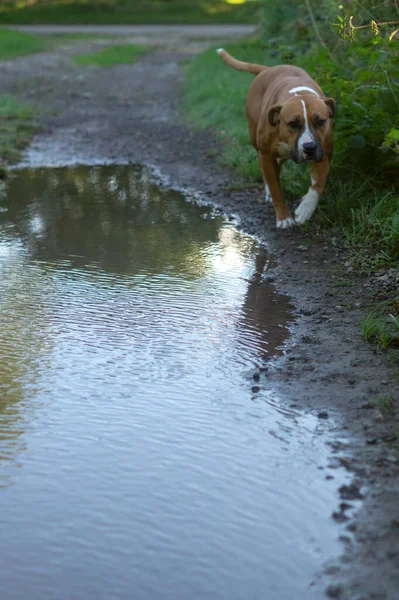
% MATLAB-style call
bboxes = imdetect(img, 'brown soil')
[0,28,398,600]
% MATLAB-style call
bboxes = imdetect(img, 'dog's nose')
[303,141,317,155]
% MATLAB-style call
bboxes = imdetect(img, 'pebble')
[326,585,342,599]
[339,484,363,500]
[318,411,329,419]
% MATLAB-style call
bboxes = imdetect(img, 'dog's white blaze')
[295,188,319,224]
[289,86,319,97]
[297,99,314,159]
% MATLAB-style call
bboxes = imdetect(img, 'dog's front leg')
[259,152,294,229]
[295,158,331,225]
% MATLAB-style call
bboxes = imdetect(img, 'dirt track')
[1,27,398,600]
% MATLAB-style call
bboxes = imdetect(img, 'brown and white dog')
[217,49,335,229]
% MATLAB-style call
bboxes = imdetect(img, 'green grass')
[377,394,396,414]
[74,43,149,66]
[0,95,39,165]
[183,39,399,265]
[0,0,259,25]
[362,310,399,349]
[316,181,399,268]
[0,27,46,59]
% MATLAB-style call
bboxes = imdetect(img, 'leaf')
[348,134,366,148]
[386,128,399,142]
[389,29,399,42]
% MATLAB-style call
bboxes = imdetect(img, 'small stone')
[251,386,260,394]
[326,585,342,598]
[332,511,349,523]
[339,484,363,500]
[253,372,260,382]
[386,454,398,464]
[338,535,352,544]
[324,565,340,576]
[318,411,329,419]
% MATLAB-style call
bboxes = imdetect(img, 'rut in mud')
[0,27,398,600]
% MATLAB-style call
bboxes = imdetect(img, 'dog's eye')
[315,118,327,127]
[288,120,301,129]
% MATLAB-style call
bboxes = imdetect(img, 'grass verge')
[0,26,47,59]
[0,95,39,167]
[182,39,399,267]
[362,310,399,350]
[74,43,149,67]
[0,1,258,25]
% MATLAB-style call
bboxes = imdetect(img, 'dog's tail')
[216,48,268,76]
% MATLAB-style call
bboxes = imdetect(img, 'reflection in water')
[0,166,344,600]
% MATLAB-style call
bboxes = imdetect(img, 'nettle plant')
[332,12,399,43]
[301,44,396,179]
[261,1,399,180]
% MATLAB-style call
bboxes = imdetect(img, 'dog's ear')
[324,98,336,118]
[268,105,282,126]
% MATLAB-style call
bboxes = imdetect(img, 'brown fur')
[218,49,335,227]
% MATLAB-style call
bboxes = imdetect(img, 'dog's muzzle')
[292,140,323,163]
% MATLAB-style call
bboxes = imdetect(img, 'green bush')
[260,1,399,183]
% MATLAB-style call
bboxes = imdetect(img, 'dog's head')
[268,95,335,163]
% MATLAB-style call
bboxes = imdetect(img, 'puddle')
[0,165,347,600]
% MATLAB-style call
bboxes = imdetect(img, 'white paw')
[295,189,319,225]
[264,184,272,203]
[277,217,295,229]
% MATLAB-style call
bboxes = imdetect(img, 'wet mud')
[0,27,398,599]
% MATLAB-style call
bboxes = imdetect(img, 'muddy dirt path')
[0,28,398,600]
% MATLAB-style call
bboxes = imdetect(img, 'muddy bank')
[0,29,398,599]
